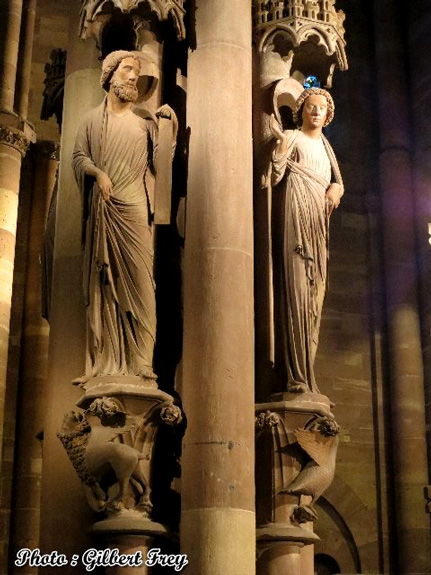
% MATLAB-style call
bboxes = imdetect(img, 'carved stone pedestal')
[58,376,182,573]
[256,392,339,575]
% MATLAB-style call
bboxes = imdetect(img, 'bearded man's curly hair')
[100,50,141,92]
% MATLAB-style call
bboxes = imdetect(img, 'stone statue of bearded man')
[72,50,177,386]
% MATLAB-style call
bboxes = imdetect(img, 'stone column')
[257,543,303,575]
[0,9,38,565]
[0,0,35,468]
[0,126,27,464]
[407,0,431,481]
[374,1,431,574]
[181,2,255,574]
[0,0,23,111]
[0,0,23,466]
[14,0,37,119]
[38,7,104,568]
[9,142,58,575]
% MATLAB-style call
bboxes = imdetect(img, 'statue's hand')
[96,171,113,201]
[325,183,342,216]
[156,104,176,122]
[270,114,284,141]
[270,114,289,156]
[156,104,178,142]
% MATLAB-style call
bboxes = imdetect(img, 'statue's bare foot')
[137,367,157,381]
[72,375,88,387]
[106,499,125,514]
[288,383,308,394]
[136,497,153,518]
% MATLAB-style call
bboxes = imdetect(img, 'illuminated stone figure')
[270,88,343,393]
[72,50,177,384]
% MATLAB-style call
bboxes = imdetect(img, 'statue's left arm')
[323,135,344,216]
[155,104,178,155]
[151,105,178,225]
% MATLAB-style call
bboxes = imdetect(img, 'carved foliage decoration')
[0,125,31,157]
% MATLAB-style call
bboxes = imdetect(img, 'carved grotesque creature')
[58,407,151,515]
[280,416,340,522]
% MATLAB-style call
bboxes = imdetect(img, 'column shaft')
[0,0,23,111]
[14,0,37,119]
[407,0,431,483]
[374,1,431,573]
[181,1,255,574]
[9,143,58,575]
[0,131,29,465]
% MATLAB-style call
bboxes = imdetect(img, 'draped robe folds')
[72,100,158,379]
[271,129,343,393]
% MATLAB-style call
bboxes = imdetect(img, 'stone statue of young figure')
[72,50,177,385]
[270,88,343,394]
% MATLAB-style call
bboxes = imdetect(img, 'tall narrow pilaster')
[374,1,431,573]
[181,2,255,574]
[39,7,104,568]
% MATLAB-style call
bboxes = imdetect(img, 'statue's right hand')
[270,114,285,141]
[96,171,112,201]
[270,114,289,156]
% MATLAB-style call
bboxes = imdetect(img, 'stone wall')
[313,1,391,571]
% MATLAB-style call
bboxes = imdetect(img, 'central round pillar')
[181,1,255,574]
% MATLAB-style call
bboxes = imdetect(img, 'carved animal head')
[59,410,84,434]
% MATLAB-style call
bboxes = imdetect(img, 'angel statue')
[270,88,344,394]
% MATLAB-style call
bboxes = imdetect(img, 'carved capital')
[60,386,183,523]
[0,125,31,157]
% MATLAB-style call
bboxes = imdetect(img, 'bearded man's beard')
[111,80,139,102]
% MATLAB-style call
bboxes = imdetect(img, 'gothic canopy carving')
[252,0,347,87]
[79,0,186,42]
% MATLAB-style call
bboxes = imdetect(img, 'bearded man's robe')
[72,100,157,379]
